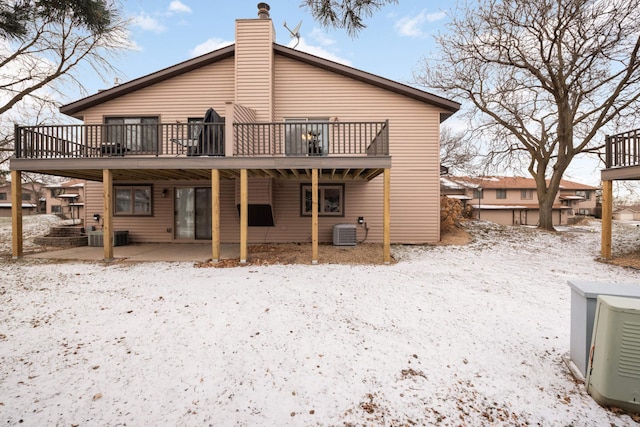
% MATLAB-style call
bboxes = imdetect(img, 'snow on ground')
[0,215,65,254]
[1,217,640,426]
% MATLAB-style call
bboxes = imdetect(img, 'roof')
[60,43,460,119]
[475,203,570,210]
[446,194,472,200]
[446,176,598,191]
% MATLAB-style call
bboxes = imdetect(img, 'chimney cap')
[257,3,270,19]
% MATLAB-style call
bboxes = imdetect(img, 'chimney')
[235,3,275,121]
[257,3,270,19]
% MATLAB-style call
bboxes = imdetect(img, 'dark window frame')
[496,189,507,199]
[521,189,534,200]
[114,185,153,216]
[104,116,160,152]
[300,183,345,217]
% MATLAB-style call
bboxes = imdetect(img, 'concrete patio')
[25,243,240,262]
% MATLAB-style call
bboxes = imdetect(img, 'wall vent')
[333,224,356,246]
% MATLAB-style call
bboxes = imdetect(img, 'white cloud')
[168,1,192,14]
[292,38,352,66]
[132,13,166,33]
[308,28,336,47]
[189,38,234,57]
[395,10,446,38]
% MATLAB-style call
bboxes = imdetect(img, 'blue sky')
[84,1,448,95]
[73,1,601,187]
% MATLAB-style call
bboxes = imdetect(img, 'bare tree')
[0,0,128,178]
[0,96,60,168]
[417,0,640,230]
[440,126,478,175]
[0,0,128,117]
[301,0,397,36]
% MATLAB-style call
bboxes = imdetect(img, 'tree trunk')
[538,195,555,230]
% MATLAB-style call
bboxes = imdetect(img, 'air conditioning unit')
[586,295,640,413]
[333,224,357,246]
[87,230,129,247]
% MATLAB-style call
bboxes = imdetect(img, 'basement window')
[114,185,152,216]
[301,184,344,217]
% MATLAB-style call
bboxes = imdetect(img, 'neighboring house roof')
[446,194,472,200]
[446,176,598,191]
[45,179,85,189]
[60,44,460,120]
[614,206,640,213]
[476,203,570,210]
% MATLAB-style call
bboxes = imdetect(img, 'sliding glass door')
[175,187,211,240]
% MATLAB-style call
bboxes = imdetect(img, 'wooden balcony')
[13,121,389,159]
[11,121,390,182]
[603,128,640,181]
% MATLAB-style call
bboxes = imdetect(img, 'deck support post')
[11,170,23,259]
[312,168,319,264]
[211,169,220,262]
[103,169,114,261]
[383,168,391,264]
[601,179,612,259]
[240,169,248,263]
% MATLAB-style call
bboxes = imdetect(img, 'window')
[51,205,62,213]
[105,116,159,152]
[496,189,507,199]
[473,189,483,199]
[187,117,204,139]
[0,192,6,200]
[50,188,63,198]
[301,184,344,216]
[521,190,533,200]
[285,118,329,156]
[21,193,31,201]
[576,190,591,200]
[114,185,152,215]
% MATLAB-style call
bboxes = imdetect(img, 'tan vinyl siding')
[274,55,443,243]
[235,19,274,121]
[238,180,383,244]
[79,58,235,124]
[86,180,175,242]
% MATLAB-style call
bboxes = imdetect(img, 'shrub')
[441,196,463,233]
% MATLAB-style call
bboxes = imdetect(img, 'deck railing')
[606,128,640,168]
[14,122,225,159]
[14,120,389,159]
[234,121,388,156]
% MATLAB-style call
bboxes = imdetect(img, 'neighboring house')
[0,180,43,217]
[602,127,640,258]
[43,179,86,221]
[9,4,460,262]
[0,178,86,219]
[612,207,637,221]
[441,176,598,226]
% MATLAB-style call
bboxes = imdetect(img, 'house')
[0,180,42,217]
[602,127,640,258]
[441,176,598,226]
[43,179,86,221]
[0,177,86,219]
[611,207,639,221]
[8,4,460,262]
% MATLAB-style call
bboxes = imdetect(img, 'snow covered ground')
[1,216,640,426]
